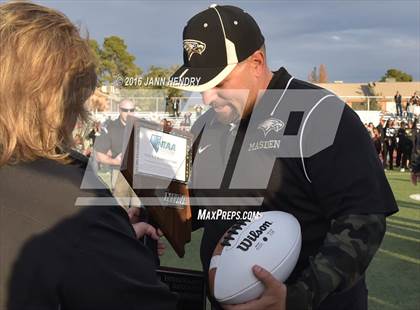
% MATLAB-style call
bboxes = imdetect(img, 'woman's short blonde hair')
[0,1,97,165]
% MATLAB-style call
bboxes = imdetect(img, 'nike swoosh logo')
[198,144,211,154]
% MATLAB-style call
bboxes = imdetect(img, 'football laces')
[221,220,251,247]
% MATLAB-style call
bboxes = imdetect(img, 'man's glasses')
[120,108,135,112]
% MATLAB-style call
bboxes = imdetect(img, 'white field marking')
[378,248,420,265]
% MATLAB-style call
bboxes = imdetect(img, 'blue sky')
[30,1,420,82]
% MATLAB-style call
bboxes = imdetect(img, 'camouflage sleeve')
[286,214,386,310]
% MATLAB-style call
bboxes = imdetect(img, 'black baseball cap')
[171,4,264,92]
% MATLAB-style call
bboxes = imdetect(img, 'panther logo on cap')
[183,39,206,60]
[258,118,285,137]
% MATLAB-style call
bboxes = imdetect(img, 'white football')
[208,211,301,305]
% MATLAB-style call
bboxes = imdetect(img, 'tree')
[88,36,142,86]
[101,36,142,85]
[380,69,413,82]
[87,36,185,102]
[143,65,184,98]
[308,65,328,83]
[89,39,101,61]
[308,66,318,83]
[318,64,328,83]
[142,65,169,87]
[89,39,105,84]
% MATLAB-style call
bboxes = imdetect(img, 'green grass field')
[159,171,420,310]
[366,171,420,310]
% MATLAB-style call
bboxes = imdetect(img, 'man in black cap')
[171,4,398,310]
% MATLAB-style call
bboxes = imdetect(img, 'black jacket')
[0,153,177,310]
[412,127,420,173]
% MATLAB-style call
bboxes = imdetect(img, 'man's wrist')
[286,282,312,310]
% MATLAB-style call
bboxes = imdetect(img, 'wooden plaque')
[119,117,193,257]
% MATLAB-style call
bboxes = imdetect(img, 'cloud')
[33,0,419,82]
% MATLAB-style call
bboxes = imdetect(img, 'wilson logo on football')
[236,221,273,252]
[209,211,301,304]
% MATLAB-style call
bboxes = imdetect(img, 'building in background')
[317,81,420,112]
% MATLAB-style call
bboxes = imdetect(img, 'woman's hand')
[127,207,166,256]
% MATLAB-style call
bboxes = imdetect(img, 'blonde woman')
[0,2,176,309]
